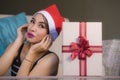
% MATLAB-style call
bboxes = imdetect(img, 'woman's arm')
[17,52,59,76]
[0,38,22,76]
[17,50,36,76]
[17,35,53,76]
[29,53,59,76]
[0,24,28,76]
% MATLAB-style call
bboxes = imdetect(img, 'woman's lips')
[27,32,35,38]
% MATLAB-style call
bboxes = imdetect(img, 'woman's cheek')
[38,34,45,40]
[38,32,46,40]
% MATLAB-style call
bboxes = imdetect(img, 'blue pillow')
[0,12,28,56]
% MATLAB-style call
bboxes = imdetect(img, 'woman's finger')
[20,24,29,31]
[42,35,52,49]
[46,36,52,49]
[39,35,49,44]
[17,24,28,32]
[45,35,52,46]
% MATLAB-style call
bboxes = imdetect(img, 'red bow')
[71,36,93,60]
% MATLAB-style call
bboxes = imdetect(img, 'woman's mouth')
[27,32,35,38]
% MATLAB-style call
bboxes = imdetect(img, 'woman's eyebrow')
[32,17,35,20]
[39,22,47,25]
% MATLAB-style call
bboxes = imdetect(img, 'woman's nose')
[30,25,37,31]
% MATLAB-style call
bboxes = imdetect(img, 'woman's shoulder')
[37,51,59,64]
[32,51,59,76]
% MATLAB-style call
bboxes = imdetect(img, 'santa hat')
[35,4,64,41]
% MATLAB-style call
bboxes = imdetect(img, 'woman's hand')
[16,24,28,42]
[30,35,52,53]
[25,35,52,61]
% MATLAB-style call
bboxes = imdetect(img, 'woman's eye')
[30,20,34,24]
[39,24,45,28]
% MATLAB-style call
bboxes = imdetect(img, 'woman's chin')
[26,37,42,44]
[27,39,40,44]
[26,38,34,43]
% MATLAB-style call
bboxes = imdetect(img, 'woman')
[0,4,64,76]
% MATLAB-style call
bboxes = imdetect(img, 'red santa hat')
[35,4,64,41]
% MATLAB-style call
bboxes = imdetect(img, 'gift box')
[62,22,103,76]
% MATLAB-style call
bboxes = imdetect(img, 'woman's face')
[26,13,49,44]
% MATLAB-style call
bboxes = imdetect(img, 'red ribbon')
[71,36,93,60]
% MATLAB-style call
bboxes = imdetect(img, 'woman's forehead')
[33,13,47,22]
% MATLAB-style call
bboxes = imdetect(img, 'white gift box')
[62,22,103,76]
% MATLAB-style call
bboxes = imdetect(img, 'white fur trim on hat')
[37,10,58,41]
